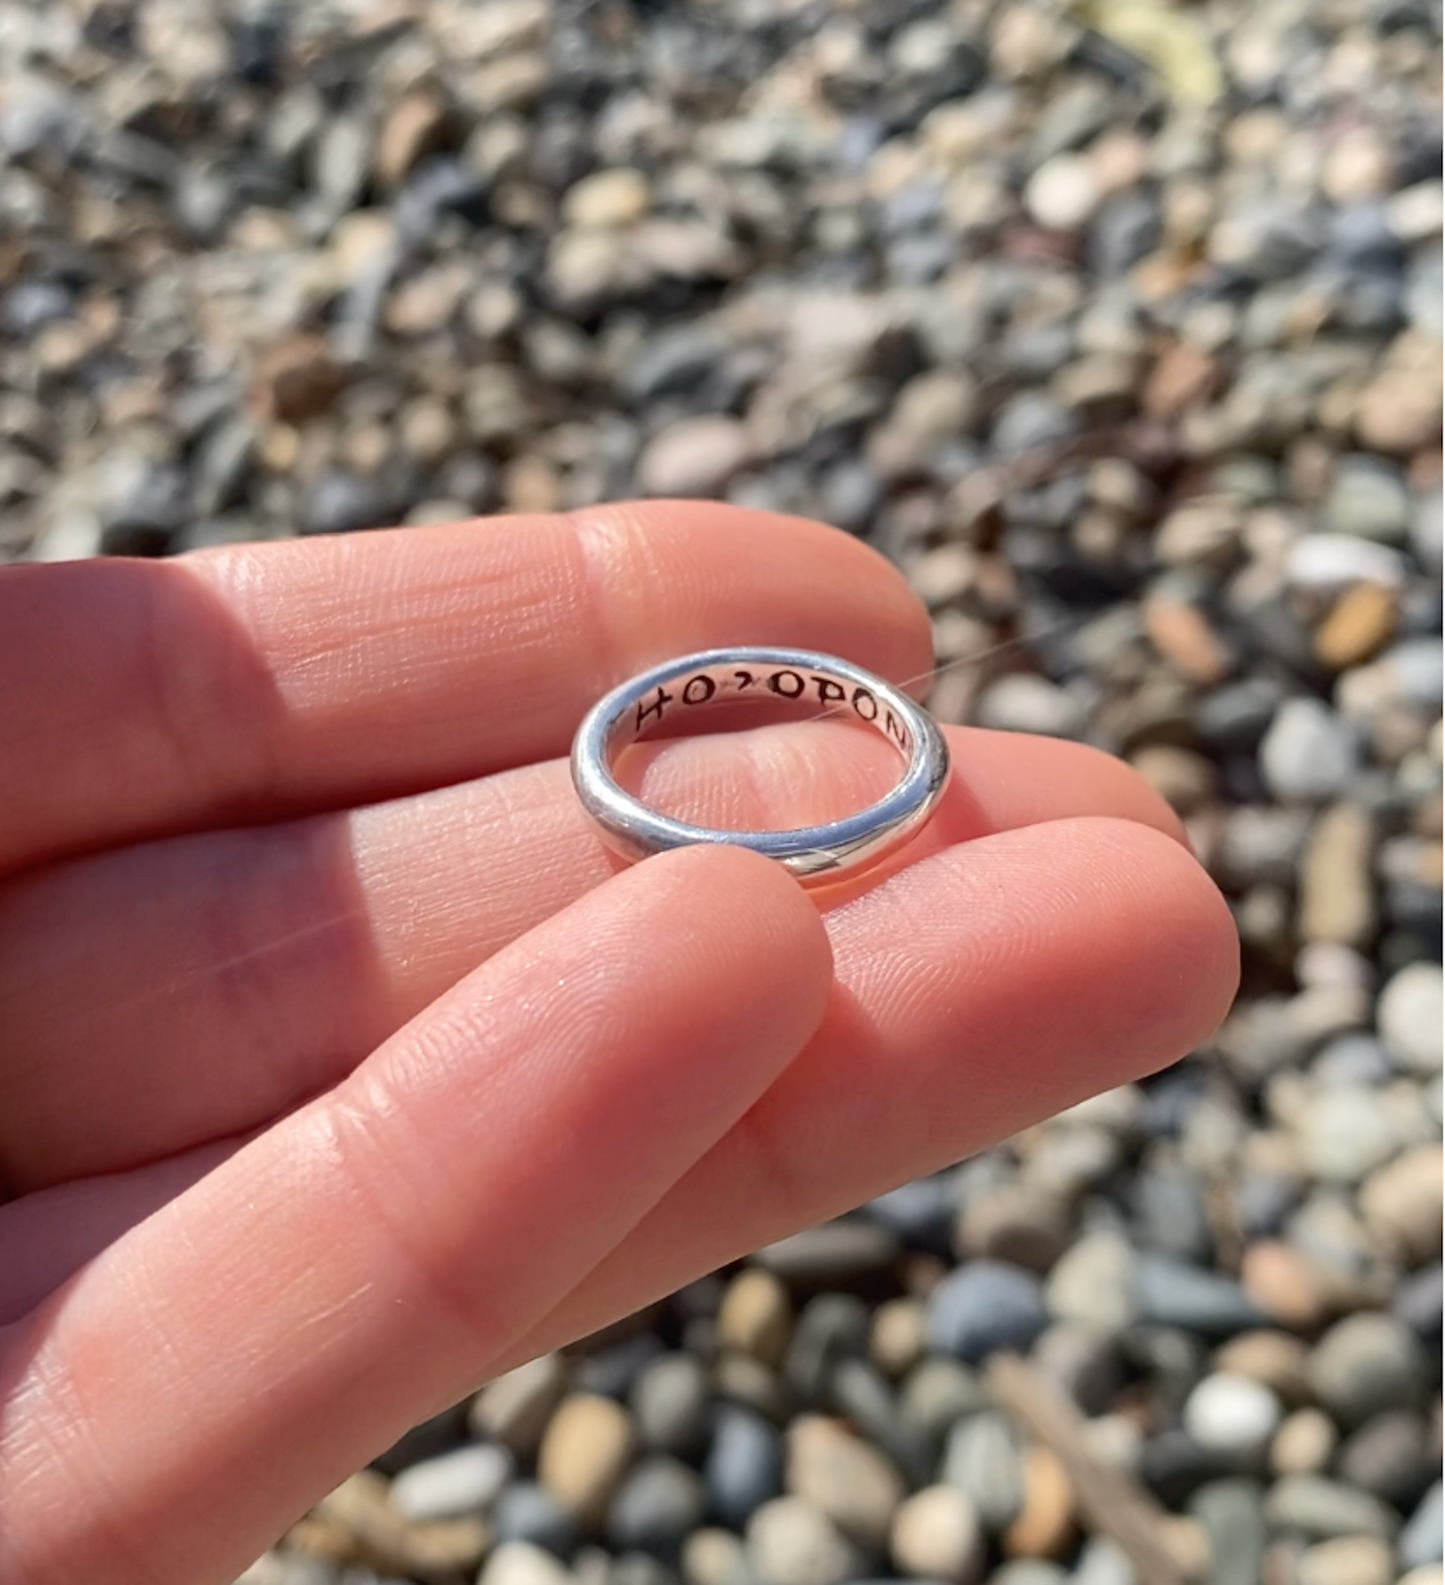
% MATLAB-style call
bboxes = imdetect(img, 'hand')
[0,502,1237,1584]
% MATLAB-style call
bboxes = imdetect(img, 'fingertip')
[1125,819,1241,1044]
[629,842,836,1032]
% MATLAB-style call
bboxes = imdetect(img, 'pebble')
[472,1355,570,1457]
[1001,1447,1074,1560]
[706,1406,784,1529]
[1296,1536,1395,1585]
[1272,1409,1340,1477]
[718,1272,793,1368]
[681,1528,751,1585]
[785,1416,905,1552]
[1315,582,1400,669]
[1259,699,1363,803]
[897,1358,989,1442]
[1310,1313,1430,1429]
[492,1481,579,1555]
[889,1485,985,1583]
[784,1295,871,1402]
[954,1182,1070,1274]
[563,169,651,230]
[1135,1256,1269,1338]
[636,417,751,498]
[1402,1484,1444,1568]
[1263,1476,1399,1540]
[1377,963,1444,1072]
[1336,1410,1434,1506]
[1190,1479,1266,1585]
[755,1222,901,1287]
[1358,1145,1444,1263]
[607,1458,709,1559]
[975,675,1086,739]
[869,1299,928,1380]
[1298,804,1377,947]
[926,1262,1049,1363]
[1286,535,1407,593]
[1297,1086,1402,1183]
[745,1498,866,1585]
[1183,1373,1283,1461]
[389,1442,513,1520]
[941,1412,1024,1532]
[1044,1232,1138,1333]
[539,1395,637,1522]
[631,1356,712,1460]
[1322,457,1414,545]
[1023,154,1101,231]
[481,1543,575,1585]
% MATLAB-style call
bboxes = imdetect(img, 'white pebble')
[1285,534,1406,593]
[390,1442,513,1520]
[1024,154,1101,231]
[1378,963,1444,1073]
[1183,1372,1282,1458]
[480,1542,574,1585]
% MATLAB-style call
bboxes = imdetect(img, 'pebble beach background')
[1,2,1441,1583]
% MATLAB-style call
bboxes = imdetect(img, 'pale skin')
[0,501,1239,1583]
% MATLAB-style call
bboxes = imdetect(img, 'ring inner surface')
[603,657,916,765]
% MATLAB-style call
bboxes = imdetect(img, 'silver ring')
[570,647,951,885]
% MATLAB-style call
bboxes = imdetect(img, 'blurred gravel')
[1,2,1439,1583]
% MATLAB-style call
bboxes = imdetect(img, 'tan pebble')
[1159,1514,1211,1581]
[564,168,651,229]
[1089,131,1149,196]
[637,415,751,497]
[537,1393,635,1519]
[1002,1446,1074,1560]
[1240,1241,1334,1332]
[331,210,401,281]
[1297,1534,1394,1585]
[718,1269,792,1366]
[297,1470,489,1576]
[1129,744,1218,815]
[990,4,1071,78]
[504,453,561,514]
[1272,1407,1339,1476]
[1356,371,1442,453]
[1144,340,1221,417]
[870,1298,928,1379]
[786,1416,906,1550]
[1143,595,1234,684]
[258,423,300,472]
[682,1528,751,1585]
[1322,127,1394,205]
[890,1484,985,1582]
[375,87,450,187]
[1213,1331,1312,1402]
[1314,582,1399,670]
[1298,802,1377,949]
[1359,1143,1444,1263]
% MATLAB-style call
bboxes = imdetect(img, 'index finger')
[0,503,931,873]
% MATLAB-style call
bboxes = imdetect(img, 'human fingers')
[0,725,1184,1190]
[0,502,931,875]
[487,816,1241,1369]
[0,845,831,1585]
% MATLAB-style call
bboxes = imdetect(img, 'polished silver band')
[570,647,951,885]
